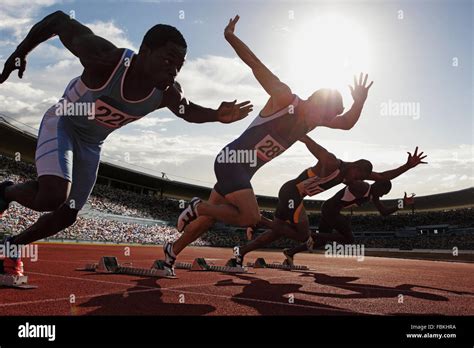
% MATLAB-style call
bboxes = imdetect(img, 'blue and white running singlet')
[213,95,309,196]
[35,49,163,209]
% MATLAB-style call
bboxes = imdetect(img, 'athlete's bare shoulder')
[260,87,294,117]
[80,48,125,89]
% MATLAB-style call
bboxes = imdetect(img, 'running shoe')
[283,248,294,267]
[162,241,176,276]
[177,197,201,232]
[1,237,24,276]
[227,246,244,268]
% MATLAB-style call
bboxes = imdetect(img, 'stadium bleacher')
[1,152,473,250]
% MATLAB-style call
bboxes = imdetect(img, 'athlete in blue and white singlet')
[170,15,375,271]
[36,49,165,209]
[0,11,252,276]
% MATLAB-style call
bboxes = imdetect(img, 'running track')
[1,243,473,315]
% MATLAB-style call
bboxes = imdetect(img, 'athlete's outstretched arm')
[369,147,427,181]
[299,135,339,165]
[224,15,292,100]
[0,11,119,83]
[325,73,373,130]
[163,82,253,123]
[372,196,398,216]
[373,192,414,216]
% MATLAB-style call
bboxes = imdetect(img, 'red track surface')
[1,243,473,315]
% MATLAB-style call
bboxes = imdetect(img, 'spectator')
[1,154,473,250]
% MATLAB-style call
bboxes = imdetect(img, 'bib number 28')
[255,135,286,161]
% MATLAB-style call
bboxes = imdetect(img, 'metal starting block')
[76,256,176,279]
[170,257,251,274]
[247,257,309,271]
[174,261,193,270]
[0,260,38,289]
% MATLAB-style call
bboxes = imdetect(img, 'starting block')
[174,261,193,270]
[171,257,251,274]
[76,256,176,278]
[247,257,309,271]
[0,260,37,289]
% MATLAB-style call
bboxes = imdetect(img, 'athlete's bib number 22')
[94,99,140,129]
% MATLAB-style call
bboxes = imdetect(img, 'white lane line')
[0,287,163,308]
[0,271,371,314]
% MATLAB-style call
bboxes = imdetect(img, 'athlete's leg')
[178,155,261,229]
[4,175,71,212]
[258,215,274,229]
[10,205,78,245]
[196,188,260,227]
[1,202,77,277]
[272,206,310,242]
[295,207,312,241]
[240,207,311,257]
[284,243,308,258]
[285,214,333,257]
[9,137,100,245]
[278,211,312,266]
[239,228,281,256]
[312,215,354,246]
[264,179,309,242]
[173,188,227,255]
[65,139,101,211]
[3,113,74,212]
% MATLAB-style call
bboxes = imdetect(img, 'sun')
[286,14,371,97]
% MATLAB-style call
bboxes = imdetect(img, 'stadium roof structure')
[1,117,472,212]
[415,224,450,228]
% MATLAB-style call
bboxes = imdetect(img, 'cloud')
[0,81,46,99]
[103,129,226,163]
[0,16,137,129]
[0,0,59,40]
[100,128,229,185]
[178,55,267,108]
[33,42,76,61]
[99,120,474,198]
[131,117,175,128]
[0,16,31,38]
[86,20,138,52]
[0,9,471,199]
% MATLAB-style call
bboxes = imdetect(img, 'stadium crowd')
[355,234,474,250]
[1,154,473,250]
[1,154,180,221]
[89,184,180,221]
[3,200,473,250]
[307,209,474,231]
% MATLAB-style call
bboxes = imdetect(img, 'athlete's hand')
[403,192,416,206]
[0,50,27,84]
[224,15,240,39]
[406,146,428,168]
[217,100,253,123]
[349,73,373,104]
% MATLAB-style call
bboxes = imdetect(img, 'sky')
[0,0,472,199]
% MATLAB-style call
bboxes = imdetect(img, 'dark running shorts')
[318,209,351,235]
[213,160,254,196]
[274,179,304,224]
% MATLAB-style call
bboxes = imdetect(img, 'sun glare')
[287,14,371,97]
